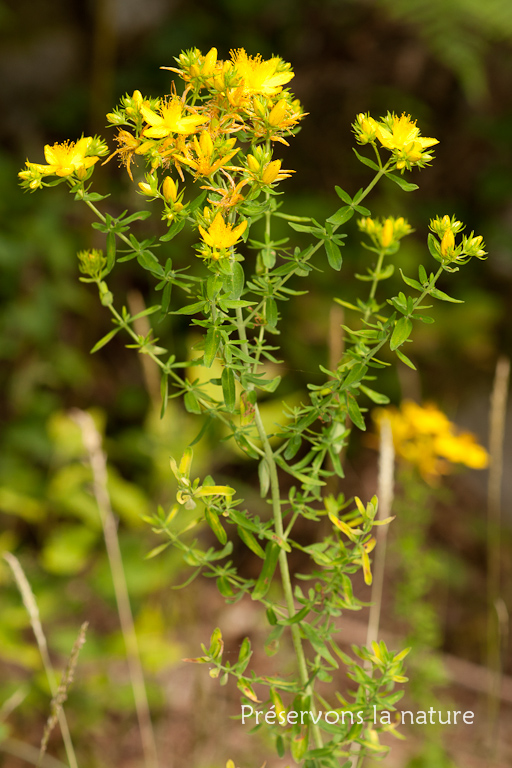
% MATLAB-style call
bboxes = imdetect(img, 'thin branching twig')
[2,553,79,768]
[38,622,88,767]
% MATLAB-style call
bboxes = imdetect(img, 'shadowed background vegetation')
[1,1,512,767]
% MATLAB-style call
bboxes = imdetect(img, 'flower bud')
[269,99,287,126]
[381,218,394,248]
[262,159,281,184]
[247,154,260,173]
[440,229,455,257]
[162,176,178,202]
[203,47,217,75]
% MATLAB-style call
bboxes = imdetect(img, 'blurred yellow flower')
[373,401,488,480]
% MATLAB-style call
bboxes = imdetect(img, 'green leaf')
[160,375,168,418]
[301,622,338,667]
[429,286,464,303]
[335,186,353,204]
[359,385,390,404]
[203,328,221,368]
[278,605,310,626]
[222,367,236,412]
[266,297,278,327]
[327,206,354,227]
[399,269,423,291]
[284,435,301,460]
[290,724,309,763]
[229,508,261,532]
[137,250,162,275]
[418,264,428,283]
[395,348,417,370]
[204,507,227,545]
[227,261,245,299]
[172,300,207,315]
[252,542,280,601]
[258,458,270,497]
[90,327,121,353]
[353,148,379,170]
[346,392,366,431]
[257,375,281,393]
[184,391,202,413]
[324,239,343,271]
[390,316,413,350]
[386,173,419,191]
[106,231,116,273]
[189,416,213,447]
[343,362,367,389]
[237,526,266,558]
[160,219,186,241]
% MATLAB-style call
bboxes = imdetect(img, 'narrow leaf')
[399,269,423,291]
[346,393,366,431]
[334,186,353,204]
[258,458,270,497]
[203,328,221,368]
[204,507,227,545]
[390,316,413,351]
[395,348,417,370]
[324,239,343,271]
[429,286,464,303]
[222,367,236,412]
[352,148,379,170]
[90,328,121,353]
[327,206,354,227]
[237,526,266,558]
[106,231,116,273]
[386,173,419,191]
[252,542,280,601]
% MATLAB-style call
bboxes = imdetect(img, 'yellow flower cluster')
[353,112,438,171]
[358,216,413,249]
[373,400,488,480]
[19,136,108,190]
[19,48,305,266]
[428,214,487,271]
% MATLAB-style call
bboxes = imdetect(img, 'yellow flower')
[358,216,413,249]
[141,98,208,139]
[373,401,488,480]
[375,113,438,170]
[198,212,247,253]
[353,113,379,144]
[229,48,294,97]
[175,131,239,177]
[41,137,100,177]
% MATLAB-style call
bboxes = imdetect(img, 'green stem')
[235,308,323,752]
[363,248,386,323]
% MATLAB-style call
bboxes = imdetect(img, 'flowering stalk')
[19,46,488,768]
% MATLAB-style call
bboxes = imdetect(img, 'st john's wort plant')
[19,46,487,767]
